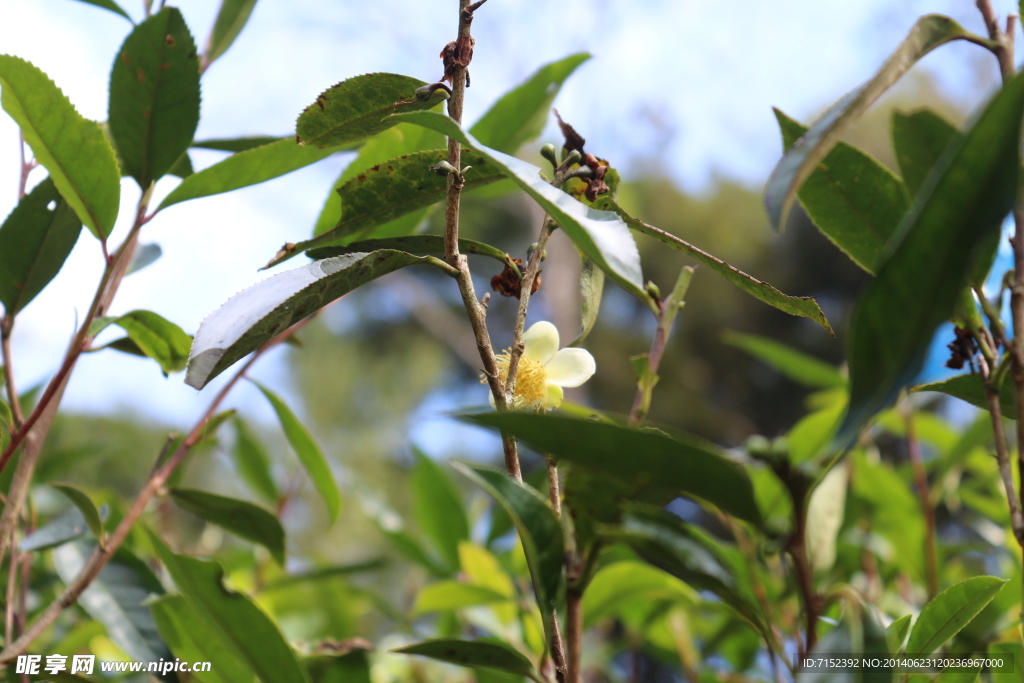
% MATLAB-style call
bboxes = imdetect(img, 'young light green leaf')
[0,177,82,316]
[412,581,511,615]
[49,482,104,542]
[186,251,453,388]
[912,373,1015,419]
[840,69,1024,444]
[764,14,989,229]
[71,0,133,21]
[462,412,762,527]
[53,542,173,667]
[151,594,256,683]
[295,73,448,149]
[388,111,649,305]
[307,235,509,265]
[192,135,286,152]
[159,138,337,210]
[232,417,279,503]
[594,196,832,333]
[452,461,564,650]
[288,149,503,252]
[393,639,543,683]
[109,7,201,189]
[170,487,285,565]
[411,450,469,571]
[774,110,908,273]
[0,55,121,238]
[95,309,191,375]
[722,330,845,388]
[569,256,604,347]
[892,109,958,197]
[148,532,307,683]
[262,558,387,589]
[250,379,340,523]
[886,614,912,652]
[804,464,848,572]
[582,561,696,628]
[469,53,591,154]
[906,576,1006,655]
[204,0,258,67]
[788,396,847,465]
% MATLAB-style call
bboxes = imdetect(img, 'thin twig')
[1,319,24,428]
[903,400,939,599]
[502,220,555,402]
[566,589,583,683]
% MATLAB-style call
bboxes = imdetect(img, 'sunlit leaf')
[192,135,285,152]
[0,55,120,238]
[232,416,279,503]
[205,0,258,67]
[906,577,1006,655]
[912,373,1014,419]
[170,487,285,565]
[411,450,469,571]
[151,594,256,683]
[582,561,697,628]
[413,581,511,615]
[722,330,845,388]
[886,614,912,652]
[49,482,104,542]
[92,309,191,375]
[307,235,507,265]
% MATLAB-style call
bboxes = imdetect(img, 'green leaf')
[989,642,1023,683]
[290,149,504,252]
[151,594,256,683]
[412,581,512,615]
[0,55,121,238]
[913,373,1015,419]
[49,482,104,542]
[94,309,191,375]
[205,0,258,67]
[389,111,649,305]
[886,614,912,652]
[462,412,762,527]
[582,561,696,628]
[20,507,91,551]
[108,7,201,188]
[149,532,308,683]
[232,417,279,503]
[569,256,604,347]
[722,330,845,388]
[841,69,1024,443]
[168,151,193,178]
[71,0,132,21]
[307,235,509,265]
[295,73,448,149]
[262,558,387,589]
[192,135,285,152]
[595,196,832,333]
[804,464,848,572]
[186,250,451,388]
[892,109,958,197]
[469,53,590,154]
[170,487,285,565]
[159,138,338,210]
[788,395,848,466]
[52,542,174,667]
[0,177,82,316]
[774,110,908,273]
[250,380,340,523]
[764,14,988,229]
[411,450,469,571]
[452,461,564,650]
[906,576,1006,655]
[393,639,542,683]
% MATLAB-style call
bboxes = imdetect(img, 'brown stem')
[4,531,16,643]
[1,319,24,428]
[788,488,818,655]
[545,456,561,514]
[502,220,554,399]
[566,589,583,683]
[903,401,939,599]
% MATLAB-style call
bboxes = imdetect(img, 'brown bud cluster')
[491,259,542,299]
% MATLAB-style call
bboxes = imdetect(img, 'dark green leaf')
[389,111,649,305]
[886,614,912,652]
[841,70,1024,443]
[305,650,372,683]
[765,14,988,229]
[462,412,762,527]
[595,196,832,333]
[291,150,503,251]
[452,461,564,649]
[722,330,845,388]
[170,487,285,565]
[0,177,82,316]
[126,242,162,275]
[0,398,10,431]
[151,594,256,683]
[53,542,174,669]
[0,55,121,238]
[469,53,590,154]
[192,135,285,152]
[393,639,542,682]
[412,581,512,615]
[167,151,193,178]
[295,73,448,149]
[774,110,908,273]
[70,0,132,21]
[20,507,90,551]
[892,109,958,197]
[906,576,1006,655]
[205,0,258,67]
[49,482,104,541]
[569,256,604,347]
[186,251,452,388]
[250,380,340,523]
[109,7,201,188]
[149,532,308,683]
[159,138,338,210]
[232,416,279,503]
[912,373,1014,419]
[94,309,191,375]
[307,235,508,265]
[411,450,469,571]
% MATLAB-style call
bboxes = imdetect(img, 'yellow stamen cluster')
[481,349,548,409]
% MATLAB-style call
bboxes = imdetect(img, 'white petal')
[522,321,559,365]
[488,389,497,408]
[544,348,596,387]
[544,383,564,409]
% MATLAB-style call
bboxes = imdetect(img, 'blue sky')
[0,0,1017,427]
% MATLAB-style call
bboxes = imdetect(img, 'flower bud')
[428,160,458,176]
[540,143,558,167]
